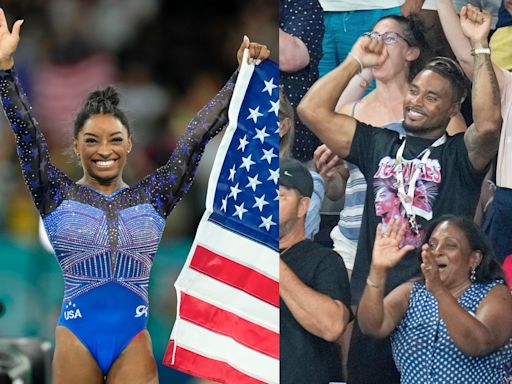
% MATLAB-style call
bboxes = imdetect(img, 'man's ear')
[297,196,310,219]
[449,99,462,118]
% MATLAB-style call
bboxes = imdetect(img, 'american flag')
[163,53,279,384]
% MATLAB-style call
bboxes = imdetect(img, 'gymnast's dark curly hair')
[375,14,435,82]
[73,86,131,137]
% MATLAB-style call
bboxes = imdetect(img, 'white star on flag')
[228,165,236,181]
[233,202,248,220]
[268,99,279,116]
[240,154,256,171]
[252,194,269,212]
[238,135,249,152]
[259,215,276,231]
[228,183,241,200]
[253,127,270,143]
[262,78,278,96]
[246,106,263,123]
[246,174,262,192]
[261,147,277,164]
[267,168,279,184]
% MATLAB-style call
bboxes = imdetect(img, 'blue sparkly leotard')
[0,68,236,374]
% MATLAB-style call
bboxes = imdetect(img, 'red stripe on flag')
[190,245,279,307]
[179,292,279,359]
[163,341,268,384]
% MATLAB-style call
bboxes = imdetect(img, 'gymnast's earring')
[470,267,476,283]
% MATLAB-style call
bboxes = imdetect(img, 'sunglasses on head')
[363,31,411,46]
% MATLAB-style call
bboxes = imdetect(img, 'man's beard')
[279,218,297,240]
[403,119,449,138]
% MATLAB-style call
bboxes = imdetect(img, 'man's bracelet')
[470,47,491,56]
[366,277,382,289]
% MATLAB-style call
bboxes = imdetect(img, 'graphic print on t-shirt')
[373,155,441,247]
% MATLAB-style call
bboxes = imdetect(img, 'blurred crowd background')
[0,0,277,382]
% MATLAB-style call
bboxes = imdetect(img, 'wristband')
[348,53,364,74]
[470,47,491,56]
[366,277,381,289]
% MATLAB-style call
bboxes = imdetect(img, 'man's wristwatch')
[470,47,491,56]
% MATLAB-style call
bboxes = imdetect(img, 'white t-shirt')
[319,0,404,12]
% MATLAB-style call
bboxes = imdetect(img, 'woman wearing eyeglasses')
[312,14,468,383]
[315,14,468,277]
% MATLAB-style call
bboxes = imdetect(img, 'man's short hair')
[280,158,313,198]
[422,57,470,103]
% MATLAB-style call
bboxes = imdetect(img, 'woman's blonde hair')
[280,86,295,159]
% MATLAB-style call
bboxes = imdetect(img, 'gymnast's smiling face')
[73,114,132,186]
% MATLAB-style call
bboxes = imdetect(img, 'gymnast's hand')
[237,35,271,68]
[0,8,23,70]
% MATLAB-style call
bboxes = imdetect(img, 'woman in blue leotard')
[0,9,270,383]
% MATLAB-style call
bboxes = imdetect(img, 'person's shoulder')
[303,240,348,267]
[295,239,338,258]
[444,131,466,147]
[355,120,394,135]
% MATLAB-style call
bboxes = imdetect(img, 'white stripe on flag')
[195,219,278,280]
[172,319,279,384]
[175,267,278,332]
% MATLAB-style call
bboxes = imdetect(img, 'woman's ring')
[425,264,433,270]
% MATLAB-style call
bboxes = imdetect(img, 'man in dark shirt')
[280,159,351,384]
[298,16,503,384]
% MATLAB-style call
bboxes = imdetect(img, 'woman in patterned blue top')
[0,10,270,384]
[358,215,512,383]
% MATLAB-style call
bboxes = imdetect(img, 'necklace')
[450,281,471,299]
[395,134,447,235]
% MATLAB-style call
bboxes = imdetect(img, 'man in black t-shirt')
[298,15,503,384]
[279,159,351,384]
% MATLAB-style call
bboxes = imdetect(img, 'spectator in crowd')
[0,12,270,382]
[280,87,324,240]
[315,14,467,278]
[279,158,351,384]
[489,0,512,70]
[298,3,502,380]
[437,3,512,267]
[317,1,404,78]
[358,215,512,383]
[279,0,324,162]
